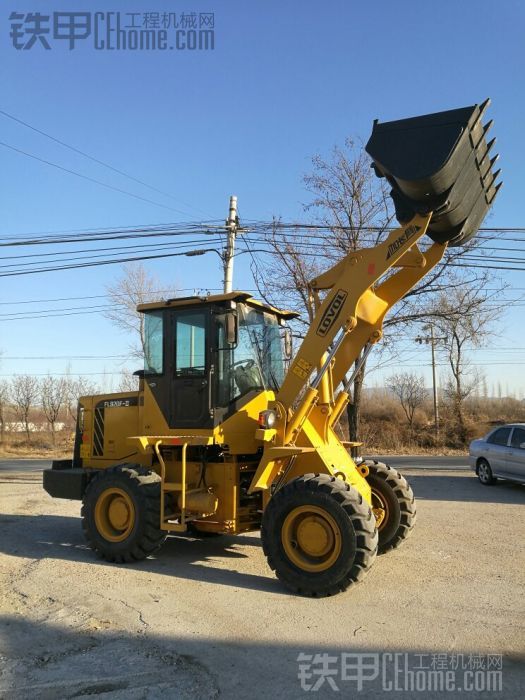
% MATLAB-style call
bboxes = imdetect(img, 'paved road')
[1,466,523,698]
[371,454,470,469]
[0,459,51,473]
[0,455,470,475]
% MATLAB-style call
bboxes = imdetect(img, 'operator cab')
[137,292,297,430]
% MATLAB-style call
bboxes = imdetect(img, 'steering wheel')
[232,359,256,369]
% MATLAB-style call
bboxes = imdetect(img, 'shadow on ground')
[0,615,523,699]
[0,509,285,595]
[1,471,523,592]
[406,472,525,504]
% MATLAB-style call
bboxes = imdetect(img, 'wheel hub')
[95,487,135,542]
[108,498,131,530]
[296,517,334,557]
[282,505,342,572]
[371,489,388,530]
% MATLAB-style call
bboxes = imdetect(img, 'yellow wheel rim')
[94,487,135,542]
[371,488,388,531]
[281,505,342,573]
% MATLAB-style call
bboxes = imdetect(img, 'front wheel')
[261,474,378,597]
[477,458,497,485]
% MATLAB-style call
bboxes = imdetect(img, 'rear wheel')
[477,458,496,485]
[364,460,416,554]
[261,474,378,597]
[81,465,167,563]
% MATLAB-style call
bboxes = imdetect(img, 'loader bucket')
[365,99,502,246]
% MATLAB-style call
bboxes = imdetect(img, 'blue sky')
[1,0,524,395]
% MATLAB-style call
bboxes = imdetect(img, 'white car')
[469,423,525,486]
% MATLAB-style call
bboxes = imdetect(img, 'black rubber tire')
[261,473,378,597]
[363,460,417,554]
[477,458,497,486]
[81,464,167,563]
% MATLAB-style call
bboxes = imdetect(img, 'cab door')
[505,426,525,481]
[170,309,213,429]
[484,426,512,475]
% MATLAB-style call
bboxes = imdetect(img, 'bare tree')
[10,375,39,439]
[64,375,98,426]
[0,380,8,443]
[252,140,393,445]
[104,263,177,358]
[387,372,427,430]
[118,369,139,393]
[431,282,501,445]
[41,375,67,443]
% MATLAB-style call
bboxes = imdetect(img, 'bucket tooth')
[478,97,491,119]
[485,136,497,153]
[483,119,494,135]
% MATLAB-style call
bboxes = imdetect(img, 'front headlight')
[258,409,277,429]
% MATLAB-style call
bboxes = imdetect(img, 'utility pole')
[223,195,239,293]
[415,323,446,436]
[429,324,439,436]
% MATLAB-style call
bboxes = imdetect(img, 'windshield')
[215,304,285,406]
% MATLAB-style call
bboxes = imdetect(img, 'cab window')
[144,311,164,374]
[176,313,206,376]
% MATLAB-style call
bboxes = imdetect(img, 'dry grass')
[0,432,73,459]
[1,396,523,460]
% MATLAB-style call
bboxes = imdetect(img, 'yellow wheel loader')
[44,100,501,596]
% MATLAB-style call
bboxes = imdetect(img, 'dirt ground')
[0,465,524,699]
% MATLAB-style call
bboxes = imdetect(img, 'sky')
[1,0,524,396]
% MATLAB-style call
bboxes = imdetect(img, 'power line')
[3,220,525,247]
[0,219,224,244]
[0,287,259,306]
[1,355,130,360]
[0,223,224,248]
[0,237,225,270]
[0,139,194,215]
[0,247,223,278]
[0,372,133,377]
[0,303,114,317]
[0,108,211,219]
[0,309,121,321]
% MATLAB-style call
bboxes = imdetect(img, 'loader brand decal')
[95,397,138,409]
[316,289,348,337]
[386,224,421,260]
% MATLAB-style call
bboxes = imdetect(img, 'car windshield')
[215,304,285,405]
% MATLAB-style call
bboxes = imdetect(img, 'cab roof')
[137,291,299,320]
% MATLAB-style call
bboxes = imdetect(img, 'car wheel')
[477,459,496,486]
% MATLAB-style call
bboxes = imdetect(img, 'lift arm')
[276,212,445,410]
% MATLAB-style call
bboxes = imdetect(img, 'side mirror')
[283,327,293,359]
[226,312,238,346]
